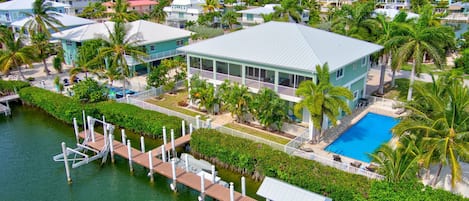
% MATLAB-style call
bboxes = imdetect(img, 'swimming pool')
[324,113,399,163]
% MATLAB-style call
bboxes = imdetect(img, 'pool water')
[324,113,399,163]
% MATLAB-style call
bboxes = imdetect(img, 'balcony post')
[213,60,216,80]
[241,65,246,85]
[274,71,279,92]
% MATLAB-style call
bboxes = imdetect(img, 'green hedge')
[190,128,370,201]
[191,129,468,201]
[0,80,30,93]
[19,87,182,137]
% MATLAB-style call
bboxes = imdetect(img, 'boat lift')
[53,111,115,183]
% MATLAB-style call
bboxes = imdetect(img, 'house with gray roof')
[178,21,382,136]
[52,20,192,75]
[237,4,310,27]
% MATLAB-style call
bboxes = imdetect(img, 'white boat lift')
[53,111,115,183]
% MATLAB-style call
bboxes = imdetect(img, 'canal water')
[0,105,261,201]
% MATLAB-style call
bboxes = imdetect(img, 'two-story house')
[103,0,157,14]
[178,22,382,138]
[237,4,309,28]
[0,0,70,26]
[163,0,204,28]
[52,20,192,76]
[56,0,102,15]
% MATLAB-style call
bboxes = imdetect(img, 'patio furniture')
[366,164,378,172]
[63,78,70,86]
[333,154,342,162]
[350,161,362,168]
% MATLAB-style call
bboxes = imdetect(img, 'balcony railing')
[125,49,183,66]
[190,67,298,98]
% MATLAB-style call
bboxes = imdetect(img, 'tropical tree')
[219,81,252,123]
[110,0,139,23]
[251,88,289,131]
[0,29,35,80]
[30,32,54,75]
[271,0,303,23]
[70,39,104,80]
[393,73,469,188]
[302,0,321,25]
[92,22,147,99]
[221,10,239,29]
[202,0,221,13]
[79,2,106,20]
[24,0,63,35]
[71,78,108,103]
[387,6,454,101]
[150,0,169,23]
[330,1,377,41]
[294,63,353,141]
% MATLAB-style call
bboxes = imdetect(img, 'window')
[202,59,213,71]
[353,90,359,101]
[246,14,253,21]
[229,64,241,77]
[65,40,73,46]
[150,45,155,51]
[336,68,344,79]
[216,61,228,74]
[362,57,367,67]
[179,12,184,18]
[189,56,200,68]
[176,40,184,46]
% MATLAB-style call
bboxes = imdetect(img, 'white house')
[237,4,310,28]
[0,0,70,25]
[11,12,95,36]
[56,0,102,15]
[164,0,205,28]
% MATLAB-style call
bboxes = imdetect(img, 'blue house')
[52,20,193,76]
[0,0,70,26]
[178,22,382,139]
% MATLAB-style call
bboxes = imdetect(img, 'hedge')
[190,128,370,201]
[0,80,30,93]
[191,129,469,201]
[19,87,182,137]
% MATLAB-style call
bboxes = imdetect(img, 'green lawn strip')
[144,91,208,120]
[382,78,431,101]
[400,63,443,73]
[224,123,291,145]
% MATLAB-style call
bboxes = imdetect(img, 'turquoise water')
[0,105,261,201]
[324,113,399,163]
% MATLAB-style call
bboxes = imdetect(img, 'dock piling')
[230,182,234,201]
[199,172,205,200]
[73,118,79,144]
[109,134,115,163]
[121,129,126,144]
[148,150,154,182]
[241,176,246,196]
[163,126,167,146]
[211,165,216,183]
[171,129,176,158]
[82,111,87,136]
[127,140,133,172]
[171,158,177,192]
[161,145,166,162]
[182,121,186,136]
[61,142,72,184]
[140,136,145,153]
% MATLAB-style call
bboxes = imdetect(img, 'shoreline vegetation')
[2,80,468,201]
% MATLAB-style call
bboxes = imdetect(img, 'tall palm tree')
[24,0,63,35]
[393,73,469,188]
[110,0,138,23]
[0,29,35,80]
[294,63,353,141]
[221,10,239,30]
[251,88,288,131]
[219,81,252,123]
[330,1,378,41]
[387,6,454,101]
[202,0,221,13]
[93,22,147,99]
[272,0,303,23]
[150,0,169,23]
[79,2,106,20]
[30,32,54,75]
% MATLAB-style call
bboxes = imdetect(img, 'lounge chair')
[395,108,406,115]
[350,161,362,168]
[366,164,378,172]
[333,154,342,162]
[63,78,70,86]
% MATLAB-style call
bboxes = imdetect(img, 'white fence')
[367,96,403,109]
[130,80,185,101]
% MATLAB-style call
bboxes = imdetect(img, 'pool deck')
[300,102,405,167]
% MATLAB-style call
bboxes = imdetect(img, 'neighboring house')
[103,0,157,14]
[11,12,95,37]
[0,0,70,25]
[178,21,382,126]
[237,4,309,28]
[56,0,102,15]
[375,0,410,10]
[163,0,204,28]
[51,20,192,76]
[373,8,419,20]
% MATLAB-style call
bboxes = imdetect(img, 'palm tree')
[251,88,289,131]
[221,10,239,30]
[294,63,353,141]
[202,0,221,13]
[79,2,106,20]
[24,0,63,35]
[272,0,303,23]
[30,32,54,75]
[0,29,35,80]
[110,0,138,23]
[219,81,252,123]
[149,5,168,23]
[387,6,454,101]
[93,22,147,99]
[330,1,378,41]
[393,73,469,188]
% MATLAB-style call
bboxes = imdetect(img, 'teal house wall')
[0,7,67,25]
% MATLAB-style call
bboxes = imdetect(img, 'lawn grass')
[382,78,432,101]
[144,91,208,120]
[400,63,445,74]
[225,123,291,145]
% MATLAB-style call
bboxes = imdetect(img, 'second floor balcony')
[125,49,183,66]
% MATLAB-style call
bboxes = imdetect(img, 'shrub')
[71,78,108,103]
[190,128,370,201]
[19,87,183,137]
[0,80,30,93]
[95,101,182,137]
[369,181,468,201]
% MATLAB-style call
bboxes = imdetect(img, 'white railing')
[367,96,403,109]
[130,80,185,100]
[126,49,183,66]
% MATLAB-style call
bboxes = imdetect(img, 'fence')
[215,126,286,151]
[367,95,403,109]
[130,80,185,100]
